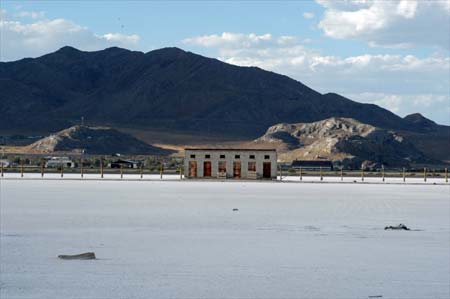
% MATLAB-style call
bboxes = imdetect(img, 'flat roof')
[185,148,276,152]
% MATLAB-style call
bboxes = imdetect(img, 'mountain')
[25,125,169,155]
[1,46,448,161]
[403,113,439,130]
[254,118,435,168]
[0,46,426,136]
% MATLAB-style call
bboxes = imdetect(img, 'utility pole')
[100,159,104,179]
[424,167,427,182]
[361,165,364,182]
[80,158,84,178]
[319,166,323,181]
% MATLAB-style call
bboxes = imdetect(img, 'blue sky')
[1,0,449,124]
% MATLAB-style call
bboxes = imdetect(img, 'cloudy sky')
[1,0,449,124]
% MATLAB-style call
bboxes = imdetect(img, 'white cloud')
[303,12,315,19]
[182,32,450,124]
[346,92,450,122]
[0,11,140,61]
[316,0,450,49]
[101,33,139,44]
[15,10,45,19]
[183,32,274,48]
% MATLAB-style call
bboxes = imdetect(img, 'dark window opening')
[235,155,240,159]
[249,155,255,159]
[264,155,270,159]
[205,154,211,159]
[190,154,196,159]
[220,154,225,159]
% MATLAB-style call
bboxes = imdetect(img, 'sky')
[1,0,449,125]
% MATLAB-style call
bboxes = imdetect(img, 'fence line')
[1,165,448,184]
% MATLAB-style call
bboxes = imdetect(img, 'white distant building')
[0,159,10,168]
[45,157,75,168]
[184,148,277,179]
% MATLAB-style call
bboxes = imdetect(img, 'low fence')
[0,163,448,183]
[0,163,183,180]
[278,167,449,183]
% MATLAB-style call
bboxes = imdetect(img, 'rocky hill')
[254,118,435,168]
[25,125,169,155]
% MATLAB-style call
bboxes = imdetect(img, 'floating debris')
[384,224,410,230]
[58,252,96,260]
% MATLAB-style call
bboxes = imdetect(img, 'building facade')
[45,157,75,168]
[109,159,143,169]
[184,148,277,179]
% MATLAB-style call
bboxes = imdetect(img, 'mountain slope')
[1,46,419,137]
[25,125,169,155]
[254,118,435,168]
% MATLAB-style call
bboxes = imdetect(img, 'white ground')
[1,179,449,299]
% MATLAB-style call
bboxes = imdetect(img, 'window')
[235,155,240,159]
[264,155,270,159]
[220,154,225,159]
[190,154,196,158]
[248,161,256,171]
[205,154,210,159]
[249,155,255,159]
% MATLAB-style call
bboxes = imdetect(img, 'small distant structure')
[184,148,277,179]
[291,160,333,171]
[109,159,142,169]
[45,157,75,168]
[0,159,10,168]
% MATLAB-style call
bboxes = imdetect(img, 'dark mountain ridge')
[2,46,440,137]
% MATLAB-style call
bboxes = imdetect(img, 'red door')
[233,161,241,178]
[263,162,271,178]
[189,161,197,178]
[203,161,212,177]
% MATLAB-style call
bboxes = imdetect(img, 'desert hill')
[25,125,169,155]
[254,118,436,168]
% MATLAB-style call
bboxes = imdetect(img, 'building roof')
[292,160,333,167]
[185,148,276,152]
[112,159,141,164]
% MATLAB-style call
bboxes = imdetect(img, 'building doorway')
[189,161,197,178]
[203,161,211,177]
[263,162,271,178]
[233,161,241,178]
